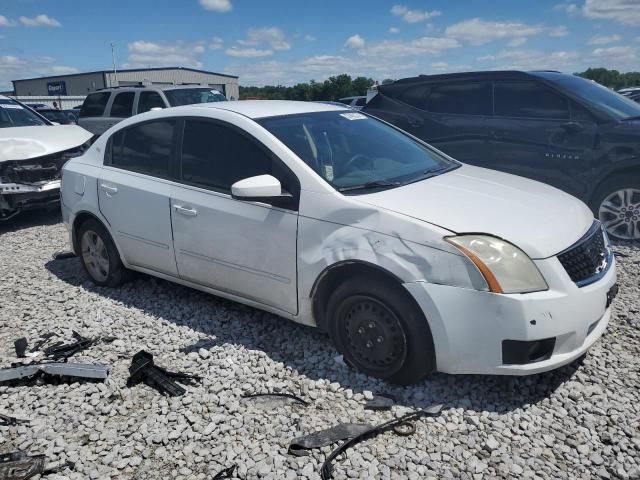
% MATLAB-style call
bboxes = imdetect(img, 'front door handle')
[100,183,118,195]
[490,130,506,139]
[173,204,198,217]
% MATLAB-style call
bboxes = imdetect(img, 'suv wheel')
[591,176,640,241]
[326,275,436,385]
[77,218,129,287]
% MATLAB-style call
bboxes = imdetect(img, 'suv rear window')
[494,81,569,120]
[79,92,110,118]
[110,92,135,118]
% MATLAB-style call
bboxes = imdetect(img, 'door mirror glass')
[231,174,282,199]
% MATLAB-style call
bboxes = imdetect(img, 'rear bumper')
[403,255,617,375]
[0,180,60,220]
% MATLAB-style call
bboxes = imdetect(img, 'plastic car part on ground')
[288,423,374,456]
[241,392,309,407]
[212,464,240,479]
[364,393,397,411]
[320,404,443,479]
[0,413,29,427]
[127,350,200,397]
[0,362,109,384]
[0,451,45,480]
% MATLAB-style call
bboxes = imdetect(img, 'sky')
[0,0,639,90]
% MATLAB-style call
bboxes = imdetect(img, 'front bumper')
[0,180,61,220]
[404,254,617,375]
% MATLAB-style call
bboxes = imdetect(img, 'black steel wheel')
[340,295,408,377]
[326,274,436,385]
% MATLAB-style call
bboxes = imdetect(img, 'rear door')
[137,91,167,114]
[98,119,179,276]
[170,118,299,314]
[486,80,598,198]
[369,81,493,162]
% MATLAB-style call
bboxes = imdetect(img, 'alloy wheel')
[81,230,110,282]
[341,295,407,377]
[598,188,640,241]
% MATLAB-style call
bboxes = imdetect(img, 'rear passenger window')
[79,92,110,117]
[399,82,492,115]
[109,120,176,177]
[180,120,295,195]
[138,91,165,114]
[494,82,569,120]
[110,92,135,118]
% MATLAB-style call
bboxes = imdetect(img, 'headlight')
[445,235,548,294]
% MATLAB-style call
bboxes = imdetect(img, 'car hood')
[358,164,594,259]
[0,125,92,162]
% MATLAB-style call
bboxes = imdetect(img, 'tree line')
[575,68,640,90]
[238,68,640,100]
[239,74,382,101]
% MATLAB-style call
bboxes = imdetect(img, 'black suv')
[363,71,640,241]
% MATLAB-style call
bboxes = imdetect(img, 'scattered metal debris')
[14,338,28,358]
[0,451,45,480]
[0,362,109,384]
[212,463,238,479]
[0,413,29,427]
[241,392,309,406]
[320,404,443,479]
[52,250,76,260]
[179,338,218,354]
[364,393,397,411]
[127,350,200,397]
[289,423,373,456]
[29,333,55,354]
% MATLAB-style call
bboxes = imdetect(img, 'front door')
[170,118,299,314]
[484,80,598,199]
[98,119,179,276]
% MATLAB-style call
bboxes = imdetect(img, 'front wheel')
[591,176,640,241]
[326,275,436,385]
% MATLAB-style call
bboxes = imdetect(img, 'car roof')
[187,100,349,119]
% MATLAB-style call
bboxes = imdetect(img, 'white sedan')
[60,101,617,384]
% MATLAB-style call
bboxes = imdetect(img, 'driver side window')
[180,119,299,197]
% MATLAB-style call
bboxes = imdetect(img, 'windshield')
[538,73,640,120]
[258,110,457,192]
[0,99,48,128]
[40,110,73,123]
[164,88,227,106]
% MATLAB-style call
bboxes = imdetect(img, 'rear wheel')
[591,176,640,241]
[77,218,129,287]
[326,275,436,385]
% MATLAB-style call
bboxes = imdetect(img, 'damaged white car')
[60,101,617,384]
[0,96,92,220]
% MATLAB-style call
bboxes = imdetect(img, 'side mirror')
[231,174,295,209]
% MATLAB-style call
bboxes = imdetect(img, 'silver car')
[78,85,227,136]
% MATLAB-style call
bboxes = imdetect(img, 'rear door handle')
[173,204,197,217]
[490,130,506,139]
[99,183,118,195]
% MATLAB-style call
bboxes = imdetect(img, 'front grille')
[557,222,610,286]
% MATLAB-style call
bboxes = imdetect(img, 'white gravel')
[1,211,639,480]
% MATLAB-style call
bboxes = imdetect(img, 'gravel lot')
[1,211,639,480]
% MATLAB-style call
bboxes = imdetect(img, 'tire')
[590,175,640,241]
[326,275,436,385]
[77,218,129,287]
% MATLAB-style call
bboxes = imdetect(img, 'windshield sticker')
[324,165,334,181]
[340,112,367,120]
[0,104,24,109]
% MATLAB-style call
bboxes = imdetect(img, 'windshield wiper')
[621,115,640,121]
[338,179,402,193]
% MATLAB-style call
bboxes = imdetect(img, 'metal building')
[12,67,239,99]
